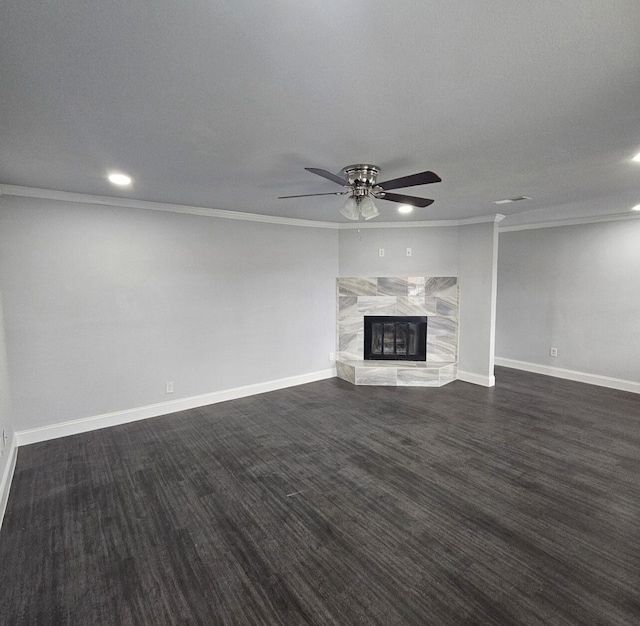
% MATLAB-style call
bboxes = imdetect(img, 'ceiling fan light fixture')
[340,196,360,220]
[359,196,380,220]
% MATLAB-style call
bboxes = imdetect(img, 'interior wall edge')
[0,437,18,532]
[14,368,336,447]
[495,357,640,394]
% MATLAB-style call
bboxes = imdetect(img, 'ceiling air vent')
[493,196,531,205]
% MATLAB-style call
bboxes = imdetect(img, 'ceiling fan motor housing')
[341,164,381,197]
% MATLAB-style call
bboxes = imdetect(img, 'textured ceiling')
[1,1,640,223]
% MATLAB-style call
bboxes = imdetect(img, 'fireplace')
[364,316,427,361]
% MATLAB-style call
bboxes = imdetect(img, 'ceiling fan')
[278,164,441,220]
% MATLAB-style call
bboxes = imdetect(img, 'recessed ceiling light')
[632,204,640,211]
[632,153,640,162]
[108,172,132,186]
[397,205,413,214]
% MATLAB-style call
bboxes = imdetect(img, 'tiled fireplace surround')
[336,277,459,386]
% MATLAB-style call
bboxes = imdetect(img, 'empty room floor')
[1,368,639,625]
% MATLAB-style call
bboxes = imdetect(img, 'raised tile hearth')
[337,359,457,387]
[336,276,459,387]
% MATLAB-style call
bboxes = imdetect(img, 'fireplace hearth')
[364,316,427,361]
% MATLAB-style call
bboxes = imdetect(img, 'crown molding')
[0,184,511,230]
[6,183,632,232]
[499,211,640,232]
[337,213,505,229]
[0,185,340,229]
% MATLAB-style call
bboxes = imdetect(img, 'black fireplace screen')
[364,316,427,361]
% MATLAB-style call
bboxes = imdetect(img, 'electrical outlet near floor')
[165,381,174,394]
[550,347,558,357]
[329,352,334,361]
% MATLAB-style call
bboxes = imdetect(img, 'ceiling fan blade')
[377,170,441,190]
[305,167,350,186]
[278,191,348,199]
[376,192,435,208]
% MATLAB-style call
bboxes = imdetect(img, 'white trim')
[338,218,459,229]
[338,213,505,229]
[0,185,340,230]
[0,184,510,230]
[495,357,640,394]
[0,437,18,531]
[456,370,495,387]
[499,211,640,232]
[5,184,639,232]
[15,368,336,446]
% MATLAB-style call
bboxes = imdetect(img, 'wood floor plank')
[1,367,639,625]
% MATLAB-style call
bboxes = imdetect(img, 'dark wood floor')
[1,368,639,625]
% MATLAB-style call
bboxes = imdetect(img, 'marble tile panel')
[338,331,363,357]
[357,360,407,368]
[436,298,458,318]
[427,336,456,362]
[423,297,439,316]
[338,332,356,351]
[397,368,440,386]
[395,296,430,316]
[338,277,377,296]
[357,296,396,316]
[336,361,356,384]
[428,317,458,336]
[338,296,358,320]
[355,367,397,386]
[338,317,362,336]
[424,277,458,297]
[435,332,457,354]
[377,277,409,296]
[439,364,457,385]
[436,284,459,306]
[407,277,426,297]
[426,353,454,364]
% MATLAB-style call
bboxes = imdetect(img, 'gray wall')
[0,195,338,430]
[338,226,459,277]
[457,221,500,381]
[338,221,500,384]
[0,287,14,480]
[496,219,640,382]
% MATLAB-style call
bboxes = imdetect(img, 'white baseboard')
[15,368,337,447]
[456,370,496,387]
[495,357,640,394]
[0,437,18,531]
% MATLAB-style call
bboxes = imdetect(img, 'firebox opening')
[364,316,427,361]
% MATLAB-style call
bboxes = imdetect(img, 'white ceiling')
[1,0,640,224]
